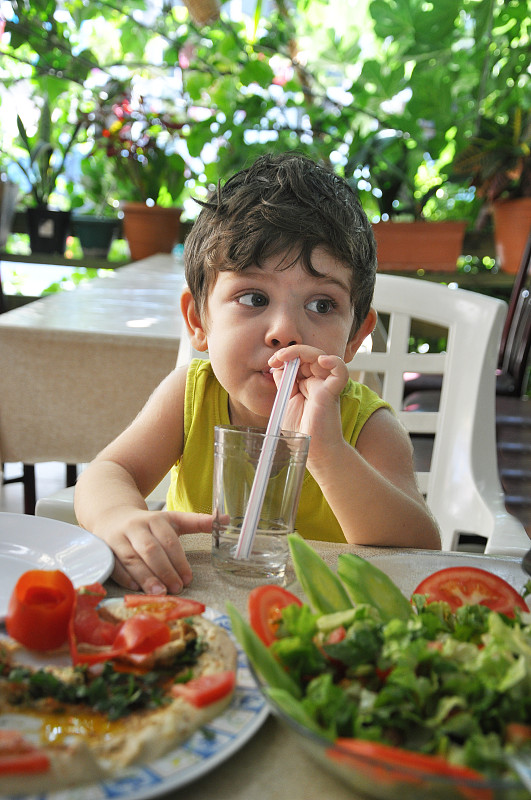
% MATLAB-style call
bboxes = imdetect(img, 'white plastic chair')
[350,273,529,556]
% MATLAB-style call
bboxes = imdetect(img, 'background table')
[0,254,185,468]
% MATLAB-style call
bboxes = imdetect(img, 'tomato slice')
[171,670,236,707]
[69,582,123,663]
[0,731,50,775]
[326,626,347,644]
[329,739,493,799]
[70,611,171,665]
[248,585,303,645]
[75,583,107,609]
[505,723,531,745]
[72,583,121,646]
[413,566,529,617]
[112,613,171,655]
[124,594,206,620]
[73,608,121,647]
[6,570,75,651]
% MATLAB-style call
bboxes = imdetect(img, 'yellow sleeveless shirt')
[166,359,390,543]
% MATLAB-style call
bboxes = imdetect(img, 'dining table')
[0,253,185,470]
[100,534,527,800]
[1,508,528,800]
[102,535,387,800]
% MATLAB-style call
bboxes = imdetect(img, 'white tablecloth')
[0,254,185,464]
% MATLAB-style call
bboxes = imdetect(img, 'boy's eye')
[307,298,334,314]
[238,292,268,307]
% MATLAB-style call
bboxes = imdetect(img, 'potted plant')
[349,130,467,272]
[451,107,531,273]
[10,100,85,255]
[88,88,188,261]
[70,148,122,259]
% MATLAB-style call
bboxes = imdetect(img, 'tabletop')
[1,518,526,799]
[102,536,527,800]
[103,535,389,800]
[0,253,186,341]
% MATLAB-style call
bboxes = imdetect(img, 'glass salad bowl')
[235,540,531,800]
[261,688,526,800]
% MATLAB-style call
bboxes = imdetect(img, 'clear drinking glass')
[211,425,310,584]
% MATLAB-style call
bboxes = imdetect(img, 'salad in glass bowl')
[228,536,531,800]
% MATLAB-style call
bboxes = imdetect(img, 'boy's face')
[196,247,366,427]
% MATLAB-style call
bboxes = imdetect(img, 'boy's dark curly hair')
[184,152,377,334]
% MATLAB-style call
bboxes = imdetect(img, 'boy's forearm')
[74,460,147,532]
[307,442,441,550]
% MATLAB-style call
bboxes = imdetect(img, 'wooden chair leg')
[2,462,77,514]
[23,464,36,515]
[66,464,77,486]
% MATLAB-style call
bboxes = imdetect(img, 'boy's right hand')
[92,508,214,595]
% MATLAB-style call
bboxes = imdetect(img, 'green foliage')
[84,87,188,206]
[1,0,529,222]
[11,100,85,207]
[451,107,531,203]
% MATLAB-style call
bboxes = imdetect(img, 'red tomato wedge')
[413,566,528,617]
[329,739,493,800]
[73,583,120,646]
[248,585,303,645]
[6,569,75,651]
[73,608,120,647]
[171,670,236,707]
[506,723,531,745]
[69,582,121,664]
[124,594,206,620]
[112,613,171,655]
[76,583,107,608]
[0,731,50,775]
[70,613,171,666]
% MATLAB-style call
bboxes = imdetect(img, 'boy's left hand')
[268,345,349,441]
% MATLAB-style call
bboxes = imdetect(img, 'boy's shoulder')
[341,378,392,441]
[342,377,386,406]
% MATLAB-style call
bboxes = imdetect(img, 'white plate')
[0,607,269,800]
[0,512,115,618]
[365,549,529,598]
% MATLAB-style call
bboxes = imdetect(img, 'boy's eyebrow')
[238,266,351,295]
[317,273,351,295]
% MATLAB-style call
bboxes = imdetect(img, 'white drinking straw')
[235,357,301,560]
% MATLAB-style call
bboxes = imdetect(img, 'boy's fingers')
[111,560,141,592]
[166,511,214,535]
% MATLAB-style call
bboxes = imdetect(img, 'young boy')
[74,153,440,595]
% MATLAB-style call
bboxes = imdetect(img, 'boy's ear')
[343,307,378,364]
[180,288,209,352]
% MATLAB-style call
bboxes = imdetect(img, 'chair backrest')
[350,273,529,556]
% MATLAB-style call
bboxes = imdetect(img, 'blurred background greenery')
[0,0,528,219]
[0,0,529,292]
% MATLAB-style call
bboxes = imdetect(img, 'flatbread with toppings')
[0,576,237,795]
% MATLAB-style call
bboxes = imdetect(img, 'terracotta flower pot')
[182,0,220,25]
[372,220,467,271]
[122,203,182,262]
[492,197,531,274]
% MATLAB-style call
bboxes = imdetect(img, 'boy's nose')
[271,337,297,347]
[266,311,301,348]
